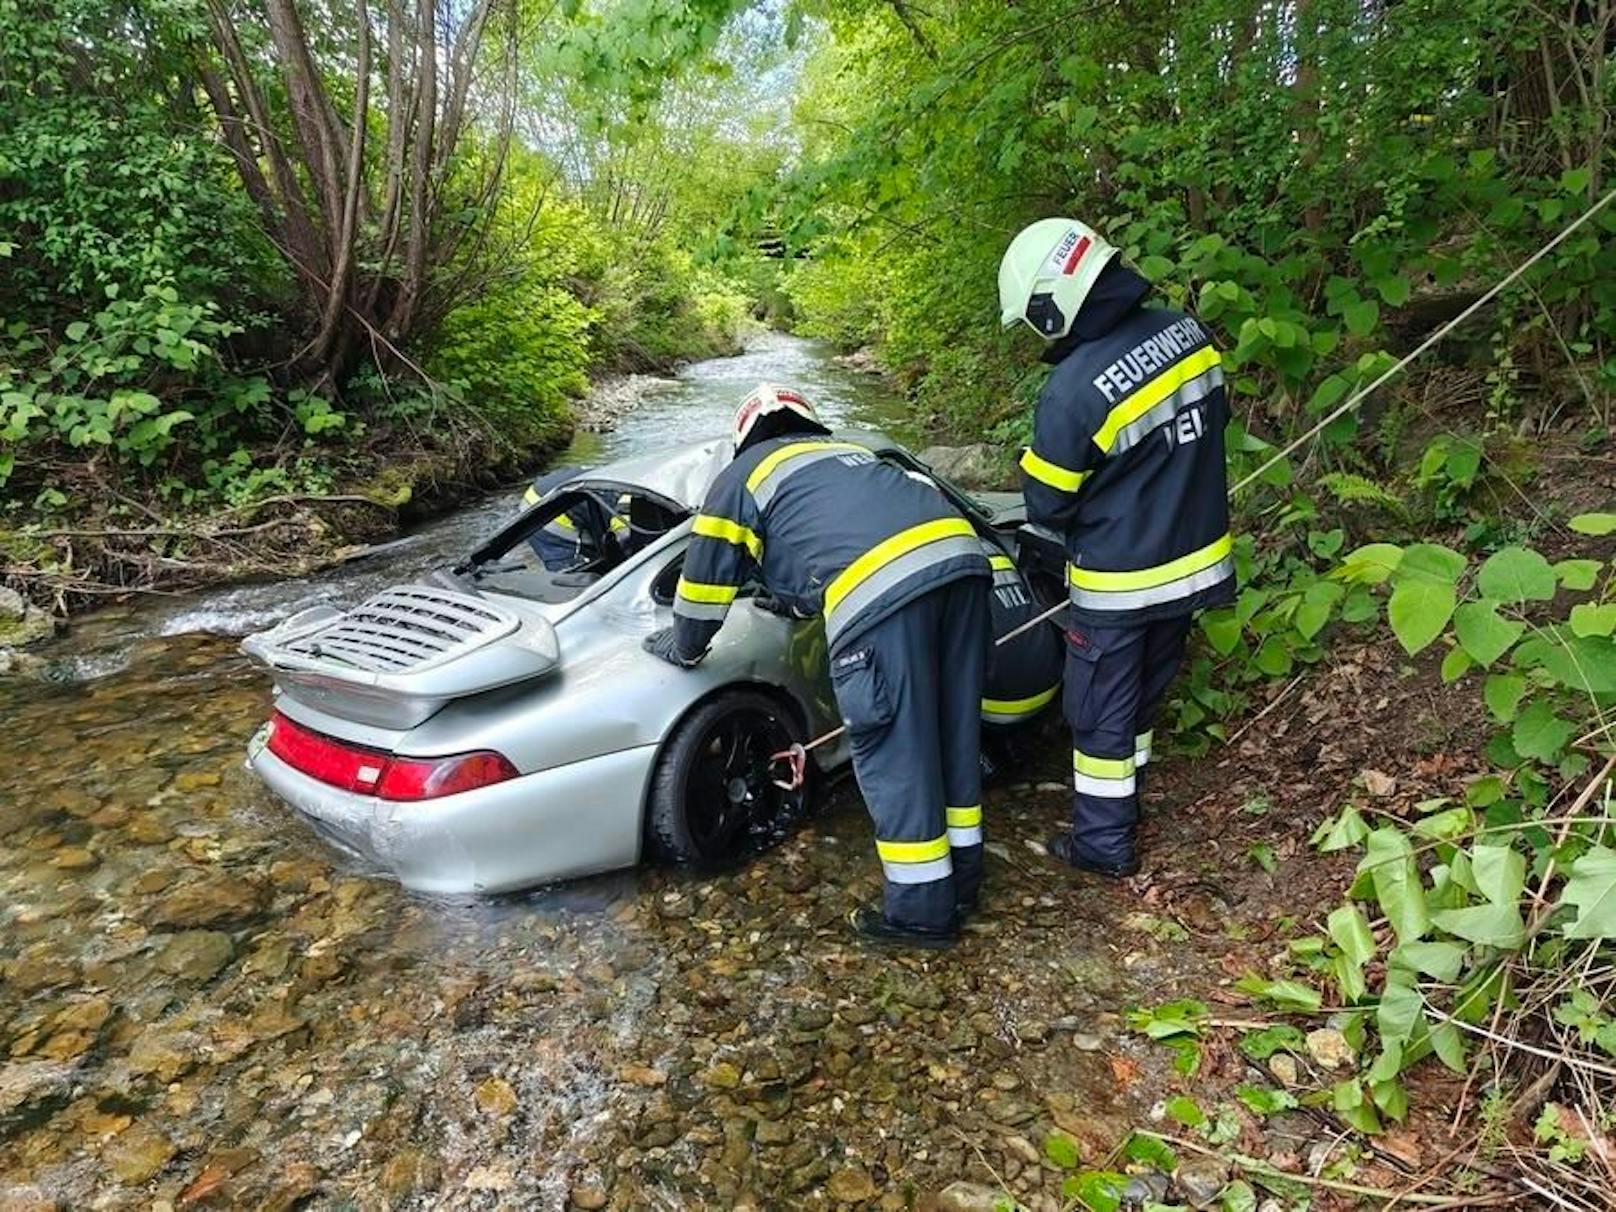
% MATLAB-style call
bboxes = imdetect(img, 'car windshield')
[467,484,688,604]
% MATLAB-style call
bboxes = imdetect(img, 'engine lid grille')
[279,586,517,673]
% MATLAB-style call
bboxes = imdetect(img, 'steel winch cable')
[768,184,1616,791]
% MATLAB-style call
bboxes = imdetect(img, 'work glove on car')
[644,627,704,668]
[752,592,813,620]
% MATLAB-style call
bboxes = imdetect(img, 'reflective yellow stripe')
[875,835,951,863]
[609,515,629,533]
[1020,447,1089,493]
[1093,345,1221,452]
[523,486,541,505]
[988,554,1016,572]
[693,513,763,560]
[945,805,982,828]
[675,578,739,605]
[824,517,978,617]
[1068,533,1232,592]
[553,513,578,532]
[982,685,1059,717]
[1073,750,1136,779]
[745,441,868,494]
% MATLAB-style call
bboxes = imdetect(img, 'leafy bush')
[0,283,286,491]
[428,278,592,448]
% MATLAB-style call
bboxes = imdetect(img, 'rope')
[771,185,1616,787]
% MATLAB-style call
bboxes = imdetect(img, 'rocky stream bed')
[0,620,1476,1212]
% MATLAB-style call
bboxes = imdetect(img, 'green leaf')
[1431,901,1525,948]
[1561,845,1616,940]
[1439,646,1472,683]
[1165,1094,1206,1128]
[1390,941,1467,982]
[1332,1078,1382,1133]
[64,320,89,341]
[1343,298,1380,337]
[1307,374,1350,415]
[1570,603,1616,638]
[1372,1078,1409,1122]
[1201,609,1243,655]
[1328,904,1376,967]
[1248,843,1277,874]
[1043,1130,1081,1169]
[1254,636,1293,676]
[1568,513,1616,536]
[1411,805,1474,841]
[1239,1024,1306,1060]
[1360,828,1430,943]
[1336,542,1402,585]
[1295,580,1345,640]
[1512,700,1575,763]
[1561,166,1592,195]
[1452,599,1524,666]
[1483,674,1528,723]
[1329,903,1376,1002]
[1514,630,1616,694]
[1139,254,1174,282]
[1126,999,1208,1040]
[1065,1170,1127,1212]
[1374,275,1412,306]
[1477,547,1558,603]
[1220,1180,1258,1212]
[1395,543,1467,585]
[1472,844,1527,905]
[1388,578,1455,655]
[1376,980,1423,1049]
[1429,1020,1468,1071]
[1121,1131,1177,1172]
[1235,1083,1298,1116]
[1313,802,1370,852]
[1554,559,1601,591]
[1234,975,1322,1012]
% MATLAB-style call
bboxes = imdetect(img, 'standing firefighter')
[643,384,992,948]
[999,219,1234,877]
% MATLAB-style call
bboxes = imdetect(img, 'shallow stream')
[0,334,1167,1211]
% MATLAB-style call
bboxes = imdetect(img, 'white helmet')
[733,382,820,451]
[998,218,1118,341]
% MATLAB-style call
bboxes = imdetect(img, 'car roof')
[570,429,899,510]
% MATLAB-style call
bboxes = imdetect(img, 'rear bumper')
[247,739,658,894]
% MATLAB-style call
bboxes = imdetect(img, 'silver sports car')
[242,432,1055,894]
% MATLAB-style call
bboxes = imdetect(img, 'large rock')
[0,587,56,650]
[918,444,1014,490]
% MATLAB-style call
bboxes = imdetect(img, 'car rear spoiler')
[240,584,561,730]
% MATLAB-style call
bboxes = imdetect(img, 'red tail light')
[266,712,517,801]
[374,752,518,801]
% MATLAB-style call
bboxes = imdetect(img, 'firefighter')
[523,467,631,571]
[977,536,1064,780]
[998,218,1234,878]
[643,384,992,948]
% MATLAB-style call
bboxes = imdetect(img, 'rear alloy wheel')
[648,690,809,865]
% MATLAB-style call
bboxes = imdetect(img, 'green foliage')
[430,275,591,448]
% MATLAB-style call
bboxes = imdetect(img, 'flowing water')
[0,333,1162,1211]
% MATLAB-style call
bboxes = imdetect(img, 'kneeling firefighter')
[999,219,1235,878]
[643,384,993,948]
[979,537,1063,733]
[522,467,630,571]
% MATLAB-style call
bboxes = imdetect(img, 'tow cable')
[767,183,1616,793]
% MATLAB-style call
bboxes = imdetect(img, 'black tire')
[647,690,810,865]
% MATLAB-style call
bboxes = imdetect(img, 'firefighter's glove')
[644,628,704,668]
[752,592,812,620]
